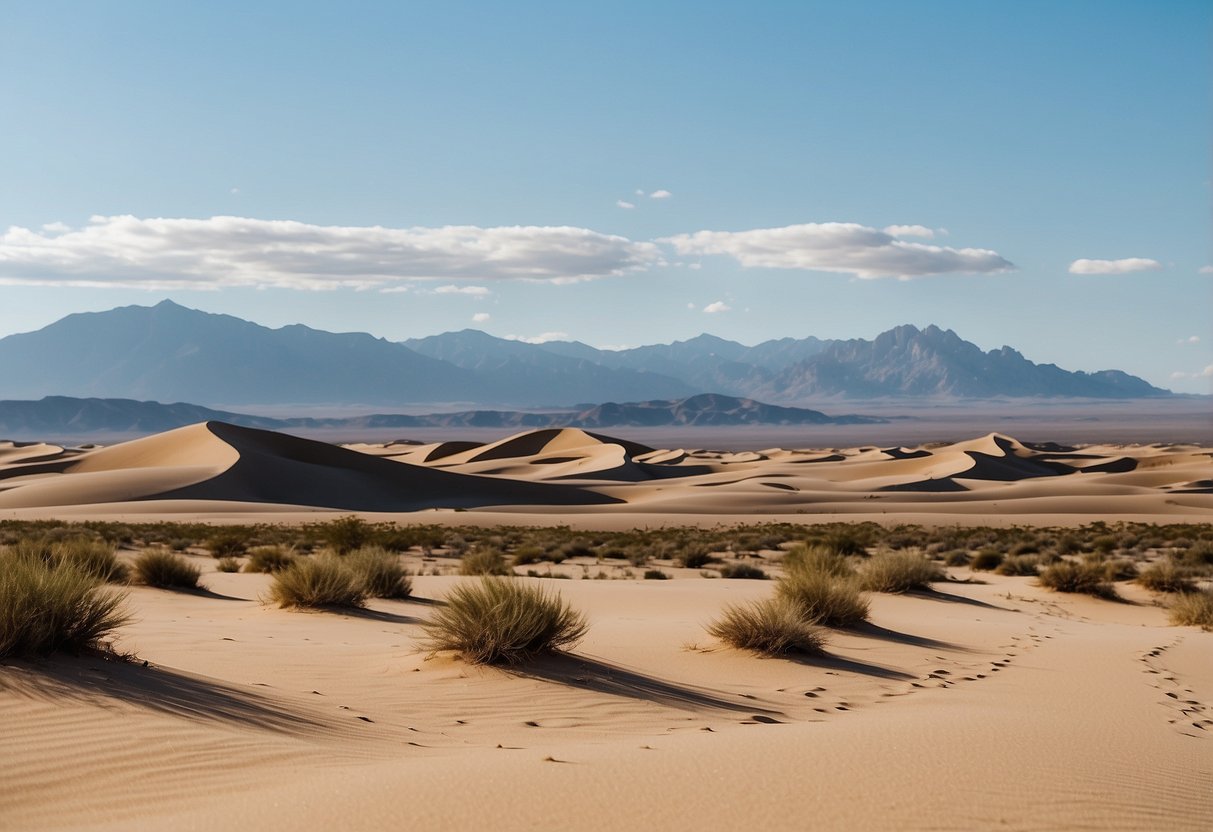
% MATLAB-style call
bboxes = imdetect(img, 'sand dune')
[2,569,1209,831]
[0,423,1210,521]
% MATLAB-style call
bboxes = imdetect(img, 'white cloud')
[635,189,645,196]
[40,221,70,234]
[1068,257,1162,275]
[616,200,635,210]
[1179,335,1201,345]
[883,224,935,239]
[229,187,240,195]
[649,189,672,199]
[703,301,731,314]
[0,215,660,290]
[472,312,491,323]
[662,222,1013,279]
[505,331,570,344]
[1200,266,1213,275]
[686,301,696,309]
[1171,365,1213,380]
[431,284,490,296]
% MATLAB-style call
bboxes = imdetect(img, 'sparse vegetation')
[777,569,870,627]
[10,537,128,583]
[318,516,371,555]
[266,556,366,609]
[995,555,1040,576]
[1037,560,1118,600]
[1169,589,1213,629]
[133,549,202,590]
[243,545,297,574]
[718,562,767,580]
[708,597,827,656]
[460,547,511,576]
[206,530,247,557]
[421,577,587,664]
[215,557,243,573]
[347,546,412,599]
[859,550,943,593]
[643,569,669,580]
[0,553,130,657]
[1136,561,1195,594]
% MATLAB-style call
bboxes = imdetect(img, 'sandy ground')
[2,563,1211,831]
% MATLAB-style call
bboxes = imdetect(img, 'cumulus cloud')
[1068,257,1162,275]
[649,189,672,199]
[1179,335,1201,345]
[662,222,1012,279]
[0,215,660,290]
[616,200,635,210]
[1171,365,1213,380]
[472,312,491,323]
[1200,266,1213,275]
[883,224,935,238]
[703,301,731,313]
[505,331,570,344]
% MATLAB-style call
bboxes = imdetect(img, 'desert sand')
[2,422,1211,830]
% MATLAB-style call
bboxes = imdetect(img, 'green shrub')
[859,550,944,593]
[776,570,869,627]
[1169,589,1213,629]
[1136,561,1195,594]
[133,549,202,590]
[319,516,371,555]
[243,545,297,574]
[995,555,1040,576]
[421,577,587,665]
[0,555,130,657]
[206,530,247,557]
[643,569,669,580]
[708,597,827,656]
[267,556,366,609]
[970,549,1004,571]
[348,546,412,599]
[215,557,243,573]
[460,547,511,576]
[1038,560,1118,599]
[718,563,768,580]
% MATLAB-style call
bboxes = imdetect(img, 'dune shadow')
[340,606,421,625]
[846,621,964,652]
[787,651,916,681]
[915,587,1012,610]
[512,653,781,716]
[0,656,329,737]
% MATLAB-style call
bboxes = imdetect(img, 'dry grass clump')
[859,550,944,593]
[267,556,366,609]
[215,557,243,573]
[347,546,412,599]
[0,554,130,657]
[1136,561,1195,594]
[708,597,827,656]
[422,577,587,665]
[460,547,511,576]
[1037,560,1118,600]
[676,544,716,569]
[11,537,130,584]
[242,545,297,574]
[777,569,870,627]
[133,549,202,590]
[318,516,371,555]
[783,544,855,578]
[718,562,767,580]
[643,569,669,580]
[1169,589,1213,630]
[995,554,1040,576]
[206,530,247,557]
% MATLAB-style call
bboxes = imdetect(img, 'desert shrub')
[319,516,371,555]
[510,546,547,566]
[348,546,412,599]
[718,563,768,580]
[1178,540,1213,568]
[943,550,970,567]
[1009,541,1040,556]
[1136,561,1195,594]
[676,544,715,569]
[133,550,202,590]
[0,555,130,657]
[267,556,365,609]
[11,537,128,584]
[215,557,243,573]
[995,555,1040,576]
[859,550,944,593]
[558,540,595,559]
[1038,560,1118,600]
[970,549,1004,571]
[1169,589,1213,630]
[643,569,669,580]
[1100,558,1139,581]
[817,529,870,557]
[783,544,855,579]
[421,577,587,665]
[708,597,827,656]
[460,547,511,576]
[1091,535,1118,554]
[777,570,869,627]
[243,545,297,574]
[206,530,247,557]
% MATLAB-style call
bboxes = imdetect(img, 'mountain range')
[0,300,1168,407]
[0,394,882,438]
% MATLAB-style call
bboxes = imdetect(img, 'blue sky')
[1,1,1209,391]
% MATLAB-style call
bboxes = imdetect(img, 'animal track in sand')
[1138,638,1212,739]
